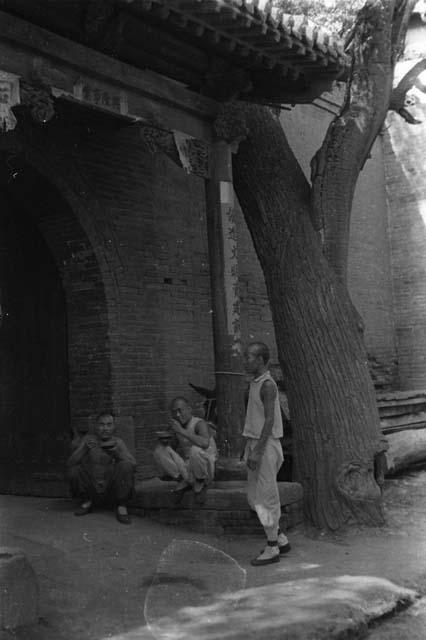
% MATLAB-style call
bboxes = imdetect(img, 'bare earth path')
[1,469,426,639]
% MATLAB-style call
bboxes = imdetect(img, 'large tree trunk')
[232,105,385,529]
[311,0,414,282]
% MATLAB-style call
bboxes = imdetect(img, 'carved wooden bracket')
[139,123,210,178]
[20,82,55,124]
[213,101,250,151]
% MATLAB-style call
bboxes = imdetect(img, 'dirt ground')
[2,469,426,639]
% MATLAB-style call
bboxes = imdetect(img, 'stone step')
[377,390,426,427]
[130,479,303,535]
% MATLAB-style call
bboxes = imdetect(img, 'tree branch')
[311,0,397,282]
[389,58,426,123]
[310,0,417,282]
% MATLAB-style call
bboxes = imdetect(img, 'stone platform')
[377,390,426,474]
[130,479,303,535]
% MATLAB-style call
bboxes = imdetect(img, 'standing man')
[243,342,291,566]
[153,397,217,503]
[67,412,136,524]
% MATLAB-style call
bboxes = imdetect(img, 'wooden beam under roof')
[0,10,217,140]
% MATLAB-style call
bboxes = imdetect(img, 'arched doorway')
[0,170,70,494]
[0,132,116,495]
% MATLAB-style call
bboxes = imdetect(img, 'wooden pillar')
[205,139,245,458]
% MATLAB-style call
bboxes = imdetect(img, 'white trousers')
[245,437,283,536]
[153,443,217,485]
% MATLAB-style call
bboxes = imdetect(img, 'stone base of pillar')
[0,547,39,629]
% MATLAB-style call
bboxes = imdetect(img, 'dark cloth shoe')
[74,504,91,516]
[116,510,131,525]
[279,542,291,555]
[171,483,191,504]
[194,482,208,504]
[251,546,280,567]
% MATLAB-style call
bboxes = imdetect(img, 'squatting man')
[67,412,136,524]
[154,396,218,502]
[243,342,291,566]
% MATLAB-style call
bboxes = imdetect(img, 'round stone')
[0,547,39,629]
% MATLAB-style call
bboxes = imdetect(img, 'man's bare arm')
[111,439,137,468]
[169,418,210,449]
[249,380,276,466]
[67,436,92,467]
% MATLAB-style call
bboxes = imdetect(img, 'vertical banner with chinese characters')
[0,71,20,132]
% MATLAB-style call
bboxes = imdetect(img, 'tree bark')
[311,0,397,283]
[309,0,415,284]
[233,105,385,529]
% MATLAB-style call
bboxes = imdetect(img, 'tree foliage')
[276,0,365,37]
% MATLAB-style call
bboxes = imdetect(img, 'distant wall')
[384,103,426,390]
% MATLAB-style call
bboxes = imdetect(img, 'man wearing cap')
[243,342,291,566]
[153,397,217,502]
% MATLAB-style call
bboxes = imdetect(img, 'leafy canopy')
[276,0,366,37]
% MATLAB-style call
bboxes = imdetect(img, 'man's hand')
[108,445,121,460]
[247,457,258,471]
[85,436,98,450]
[247,446,264,471]
[168,418,183,435]
[107,441,125,460]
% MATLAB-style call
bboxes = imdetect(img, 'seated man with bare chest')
[154,397,217,503]
[67,412,136,524]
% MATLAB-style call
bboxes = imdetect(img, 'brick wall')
[68,120,216,467]
[2,105,217,477]
[348,141,398,390]
[235,199,278,365]
[384,104,426,390]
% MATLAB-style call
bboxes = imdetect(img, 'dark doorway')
[0,187,69,495]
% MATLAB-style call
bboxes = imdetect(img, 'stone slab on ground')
[146,575,418,640]
[368,595,426,639]
[0,547,39,630]
[386,428,426,473]
[131,480,303,534]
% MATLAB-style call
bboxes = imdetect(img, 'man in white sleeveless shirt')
[243,342,291,566]
[153,397,217,503]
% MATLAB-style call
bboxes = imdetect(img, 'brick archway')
[0,139,117,493]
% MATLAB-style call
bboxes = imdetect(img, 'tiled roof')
[213,0,345,58]
[127,0,348,75]
[0,0,349,104]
